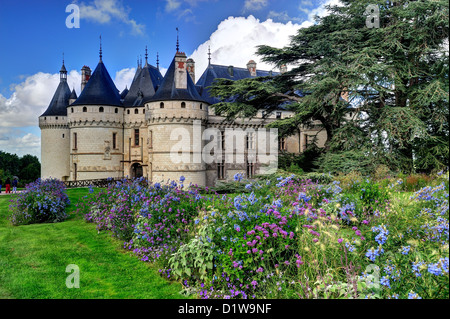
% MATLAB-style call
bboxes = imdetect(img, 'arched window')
[134,108,139,114]
[99,107,104,113]
[143,109,145,114]
[200,103,203,110]
[83,107,87,112]
[71,108,74,113]
[115,108,118,114]
[127,109,130,114]
[55,117,58,120]
[160,102,164,109]
[181,102,186,108]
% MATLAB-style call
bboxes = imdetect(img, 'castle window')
[246,132,255,150]
[143,109,145,114]
[279,137,287,151]
[217,160,225,180]
[55,117,58,120]
[135,108,139,114]
[200,103,203,110]
[99,107,104,113]
[218,130,225,150]
[83,107,87,112]
[62,134,65,138]
[149,131,153,149]
[71,108,74,113]
[44,117,47,120]
[73,133,77,150]
[247,162,255,178]
[115,108,118,114]
[276,111,282,119]
[160,102,164,109]
[127,109,130,114]
[134,129,140,146]
[113,133,117,150]
[181,102,186,108]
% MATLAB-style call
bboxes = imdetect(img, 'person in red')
[5,177,11,194]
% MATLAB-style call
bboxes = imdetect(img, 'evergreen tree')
[209,0,449,174]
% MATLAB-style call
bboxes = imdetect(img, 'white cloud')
[165,0,182,12]
[189,16,305,80]
[78,0,145,35]
[189,0,343,80]
[114,68,136,92]
[0,129,41,159]
[244,0,269,11]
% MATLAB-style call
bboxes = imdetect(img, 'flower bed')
[77,172,449,299]
[9,178,70,225]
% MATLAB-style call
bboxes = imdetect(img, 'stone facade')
[39,50,328,187]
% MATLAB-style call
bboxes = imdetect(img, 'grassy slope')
[0,189,187,299]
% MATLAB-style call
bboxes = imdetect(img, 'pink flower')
[338,238,343,243]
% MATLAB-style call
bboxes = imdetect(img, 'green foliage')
[0,151,41,186]
[208,0,449,175]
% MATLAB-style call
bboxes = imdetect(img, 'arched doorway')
[130,163,143,179]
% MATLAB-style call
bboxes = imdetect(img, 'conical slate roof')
[145,57,205,103]
[123,62,163,107]
[71,61,122,106]
[69,88,78,100]
[40,80,71,117]
[120,86,129,99]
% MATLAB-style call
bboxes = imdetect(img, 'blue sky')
[0,0,336,159]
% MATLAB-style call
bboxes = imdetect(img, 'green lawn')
[0,189,188,299]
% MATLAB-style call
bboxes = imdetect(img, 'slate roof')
[123,62,163,107]
[196,64,279,105]
[40,80,71,117]
[120,86,129,99]
[145,57,206,104]
[71,61,122,106]
[69,88,77,100]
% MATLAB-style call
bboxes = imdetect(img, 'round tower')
[39,60,71,181]
[68,46,124,181]
[144,51,209,187]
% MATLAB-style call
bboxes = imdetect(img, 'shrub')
[9,178,70,225]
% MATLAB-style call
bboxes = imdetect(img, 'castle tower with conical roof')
[144,49,209,186]
[67,43,124,181]
[39,59,71,181]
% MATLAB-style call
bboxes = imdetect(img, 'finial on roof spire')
[208,46,211,65]
[157,52,160,70]
[62,52,65,66]
[145,45,148,66]
[176,27,179,52]
[60,52,67,82]
[99,35,103,62]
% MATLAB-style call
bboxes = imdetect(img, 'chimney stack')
[186,58,195,83]
[81,66,91,92]
[174,51,187,89]
[247,60,257,76]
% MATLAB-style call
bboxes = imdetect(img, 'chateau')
[39,42,327,187]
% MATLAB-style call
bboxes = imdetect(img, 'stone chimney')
[186,58,195,84]
[174,51,187,89]
[81,65,91,92]
[228,65,234,77]
[247,60,257,76]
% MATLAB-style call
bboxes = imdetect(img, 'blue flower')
[400,246,410,255]
[408,292,422,299]
[380,276,390,288]
[179,176,185,182]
